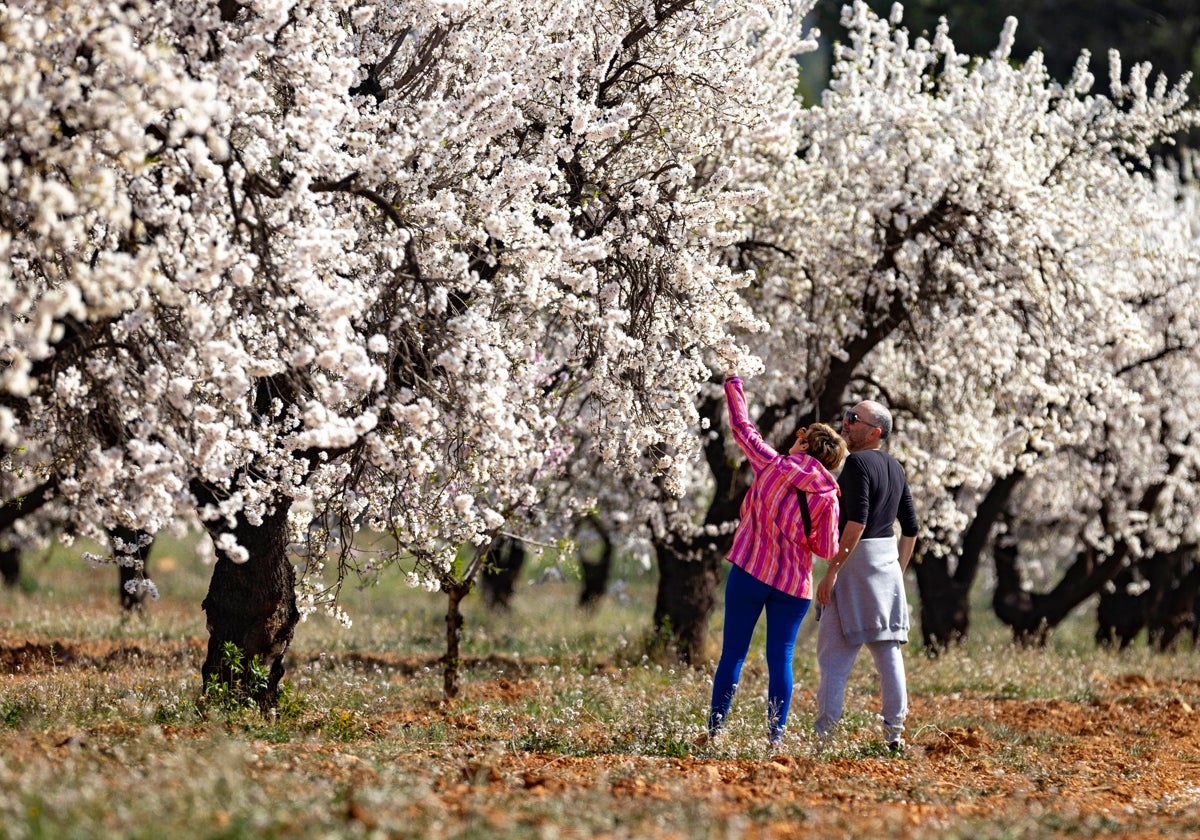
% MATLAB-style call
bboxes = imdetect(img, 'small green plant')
[1,699,30,728]
[200,642,272,717]
[152,697,198,725]
[514,729,576,754]
[322,707,369,741]
[273,681,308,722]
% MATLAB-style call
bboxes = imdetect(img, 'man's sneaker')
[886,739,905,756]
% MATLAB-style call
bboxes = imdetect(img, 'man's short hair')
[862,400,893,440]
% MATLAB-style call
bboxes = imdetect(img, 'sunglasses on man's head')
[843,410,878,429]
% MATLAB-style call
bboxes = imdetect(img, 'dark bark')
[578,514,614,608]
[810,198,959,424]
[1095,546,1198,650]
[1095,562,1150,649]
[992,537,1047,645]
[110,525,153,611]
[912,550,971,650]
[479,535,525,610]
[652,537,724,663]
[194,373,320,710]
[0,544,18,588]
[959,471,1023,593]
[996,440,1186,645]
[1146,546,1199,651]
[199,500,298,711]
[914,470,1026,650]
[994,536,1130,646]
[442,579,471,700]
[118,564,144,610]
[0,478,57,589]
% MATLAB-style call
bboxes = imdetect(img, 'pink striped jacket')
[724,377,841,600]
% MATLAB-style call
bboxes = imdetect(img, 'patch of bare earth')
[413,673,1199,838]
[2,636,1198,837]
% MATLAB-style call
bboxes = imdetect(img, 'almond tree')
[639,1,1198,657]
[986,176,1200,646]
[0,0,812,703]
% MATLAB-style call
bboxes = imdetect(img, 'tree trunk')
[1095,546,1198,650]
[1146,546,1199,651]
[912,552,971,650]
[442,579,471,700]
[479,535,525,611]
[1095,561,1149,648]
[579,515,614,608]
[0,479,55,589]
[914,470,1025,651]
[0,544,18,588]
[118,564,147,610]
[110,525,153,611]
[992,537,1048,645]
[996,442,1186,646]
[994,536,1129,646]
[200,500,298,711]
[652,538,724,664]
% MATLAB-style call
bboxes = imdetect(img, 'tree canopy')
[1,1,1197,673]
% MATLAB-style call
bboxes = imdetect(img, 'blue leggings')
[708,563,812,742]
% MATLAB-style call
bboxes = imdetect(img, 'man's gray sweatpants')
[814,597,907,743]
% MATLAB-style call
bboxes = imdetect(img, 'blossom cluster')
[618,2,1200,581]
[1,0,1196,612]
[0,0,814,601]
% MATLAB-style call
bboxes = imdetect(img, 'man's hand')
[819,522,864,606]
[816,569,837,606]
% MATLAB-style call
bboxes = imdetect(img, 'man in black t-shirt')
[814,399,918,752]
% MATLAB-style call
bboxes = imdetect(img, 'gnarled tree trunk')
[996,443,1186,646]
[652,538,723,663]
[579,514,614,608]
[1095,546,1198,650]
[994,536,1129,646]
[0,545,18,588]
[199,500,299,711]
[479,535,525,611]
[914,470,1025,651]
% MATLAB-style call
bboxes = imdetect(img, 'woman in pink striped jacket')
[702,374,846,748]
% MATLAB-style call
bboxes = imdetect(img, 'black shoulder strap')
[795,488,812,538]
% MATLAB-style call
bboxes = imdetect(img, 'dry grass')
[1,538,1198,838]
